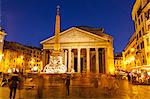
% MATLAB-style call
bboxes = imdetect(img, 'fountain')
[42,6,67,74]
[43,55,67,74]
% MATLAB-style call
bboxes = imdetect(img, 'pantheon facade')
[40,26,114,74]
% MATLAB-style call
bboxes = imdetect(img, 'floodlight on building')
[31,66,38,72]
[0,54,4,61]
[20,55,24,59]
[130,48,135,52]
[123,61,127,65]
[130,56,135,61]
[30,58,35,64]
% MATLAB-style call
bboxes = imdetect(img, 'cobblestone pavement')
[0,79,150,99]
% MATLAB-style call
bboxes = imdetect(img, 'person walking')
[94,78,99,88]
[17,73,24,99]
[37,75,44,99]
[65,74,70,96]
[127,72,131,82]
[1,75,7,87]
[91,77,99,97]
[9,72,20,99]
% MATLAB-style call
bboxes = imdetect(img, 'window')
[137,45,140,49]
[145,9,150,20]
[141,15,143,22]
[139,31,142,37]
[142,27,144,34]
[135,15,137,21]
[148,24,150,30]
[141,41,144,49]
[137,6,142,16]
[137,34,139,40]
[135,23,137,29]
[138,19,140,25]
[148,9,150,19]
[143,56,145,63]
[143,59,144,63]
[147,38,150,46]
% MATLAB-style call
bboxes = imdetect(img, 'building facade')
[1,41,42,73]
[114,53,124,70]
[0,28,7,60]
[123,0,150,70]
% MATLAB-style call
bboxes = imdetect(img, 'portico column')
[64,50,68,67]
[68,48,72,72]
[77,48,81,73]
[95,48,99,73]
[86,48,90,73]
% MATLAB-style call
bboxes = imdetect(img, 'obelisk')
[42,6,67,73]
[53,5,61,55]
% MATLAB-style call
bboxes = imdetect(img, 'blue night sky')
[1,0,135,53]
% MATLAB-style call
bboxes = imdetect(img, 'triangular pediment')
[40,27,109,44]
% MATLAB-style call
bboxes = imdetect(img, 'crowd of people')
[127,72,150,84]
[0,72,121,99]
